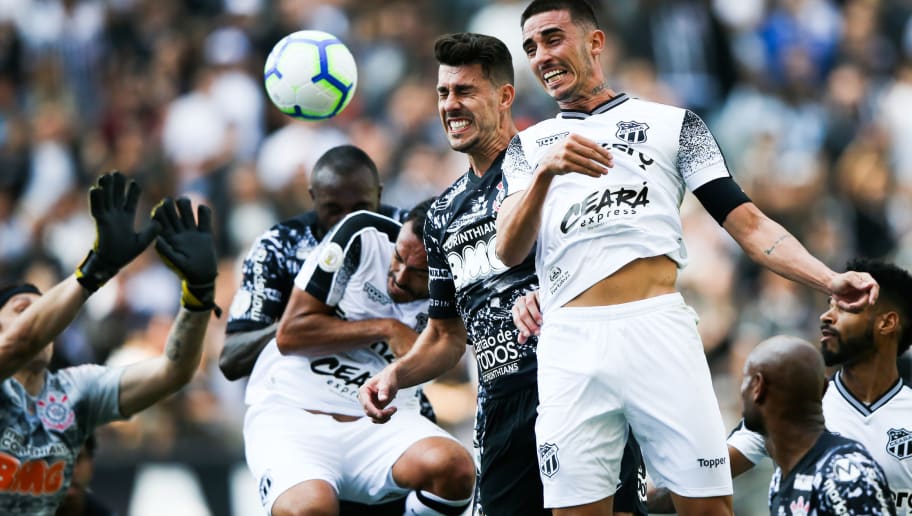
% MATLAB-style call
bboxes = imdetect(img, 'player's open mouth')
[543,69,566,85]
[448,119,471,132]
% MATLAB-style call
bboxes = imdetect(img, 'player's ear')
[751,372,767,405]
[876,310,899,338]
[500,83,515,109]
[589,29,605,56]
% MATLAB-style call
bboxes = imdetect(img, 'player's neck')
[840,354,901,404]
[13,367,46,397]
[556,86,618,113]
[767,423,825,478]
[468,129,517,178]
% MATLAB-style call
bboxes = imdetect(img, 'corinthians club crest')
[887,428,912,460]
[616,121,649,144]
[539,442,560,478]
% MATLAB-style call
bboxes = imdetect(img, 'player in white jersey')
[728,258,912,513]
[243,202,475,516]
[494,1,878,514]
[0,173,218,515]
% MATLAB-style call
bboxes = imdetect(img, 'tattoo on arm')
[764,235,790,256]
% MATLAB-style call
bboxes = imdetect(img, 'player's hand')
[829,271,879,312]
[152,197,220,314]
[76,171,161,292]
[536,133,613,179]
[360,366,400,424]
[512,290,542,344]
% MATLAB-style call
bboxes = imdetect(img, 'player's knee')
[420,441,475,496]
[272,482,338,516]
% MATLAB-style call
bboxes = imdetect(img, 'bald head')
[741,335,827,435]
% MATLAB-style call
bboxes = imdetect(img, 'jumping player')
[495,1,878,514]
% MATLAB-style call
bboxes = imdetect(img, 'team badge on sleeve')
[318,242,344,272]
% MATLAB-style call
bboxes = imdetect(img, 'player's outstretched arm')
[722,202,878,311]
[219,324,277,381]
[360,316,467,423]
[1,171,159,381]
[276,287,417,357]
[496,134,612,266]
[117,197,217,417]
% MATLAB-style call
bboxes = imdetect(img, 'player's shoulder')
[328,210,401,248]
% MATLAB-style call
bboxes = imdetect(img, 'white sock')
[403,490,472,515]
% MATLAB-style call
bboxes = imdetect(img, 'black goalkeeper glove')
[76,172,160,292]
[151,197,221,316]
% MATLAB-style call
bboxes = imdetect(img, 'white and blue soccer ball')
[263,30,358,121]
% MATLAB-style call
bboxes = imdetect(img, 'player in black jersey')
[220,145,434,516]
[359,33,646,516]
[741,335,895,515]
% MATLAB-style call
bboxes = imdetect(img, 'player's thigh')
[477,387,550,516]
[340,411,461,504]
[243,405,344,514]
[536,311,628,508]
[620,302,732,497]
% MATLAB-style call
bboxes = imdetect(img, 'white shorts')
[535,293,733,508]
[243,403,458,514]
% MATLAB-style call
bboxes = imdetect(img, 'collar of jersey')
[833,369,904,416]
[557,93,630,119]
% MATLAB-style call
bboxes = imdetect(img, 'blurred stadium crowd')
[1,0,912,514]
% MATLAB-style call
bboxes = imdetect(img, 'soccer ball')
[263,30,358,120]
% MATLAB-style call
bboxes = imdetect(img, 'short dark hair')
[434,33,514,86]
[520,0,600,30]
[312,145,380,185]
[846,258,912,356]
[404,197,436,243]
[0,283,41,311]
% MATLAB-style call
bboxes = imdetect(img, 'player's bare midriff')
[564,255,677,307]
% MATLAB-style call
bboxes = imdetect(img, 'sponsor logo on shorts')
[696,456,726,468]
[539,442,560,478]
[258,470,273,506]
[789,496,810,516]
[616,121,649,144]
[886,427,912,460]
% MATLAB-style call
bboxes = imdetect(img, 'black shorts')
[477,386,647,515]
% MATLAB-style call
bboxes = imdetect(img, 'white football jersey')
[728,372,912,513]
[245,211,427,417]
[502,94,731,313]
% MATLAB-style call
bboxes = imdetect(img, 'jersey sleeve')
[677,110,733,191]
[294,211,398,307]
[816,448,896,515]
[424,206,459,319]
[726,420,769,465]
[502,134,535,195]
[226,228,290,333]
[59,364,124,428]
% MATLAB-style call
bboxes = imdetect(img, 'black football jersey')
[424,150,538,402]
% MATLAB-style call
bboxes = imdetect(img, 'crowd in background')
[1,0,911,514]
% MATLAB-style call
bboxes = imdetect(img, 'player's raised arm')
[360,316,467,424]
[0,171,159,381]
[721,202,878,311]
[117,197,218,417]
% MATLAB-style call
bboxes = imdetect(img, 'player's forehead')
[0,293,38,317]
[522,9,574,42]
[396,223,428,266]
[437,63,487,89]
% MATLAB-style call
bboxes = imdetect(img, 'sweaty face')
[522,10,601,106]
[311,167,381,234]
[387,221,429,303]
[437,64,505,155]
[819,299,877,367]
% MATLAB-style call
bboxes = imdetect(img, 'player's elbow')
[495,239,523,268]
